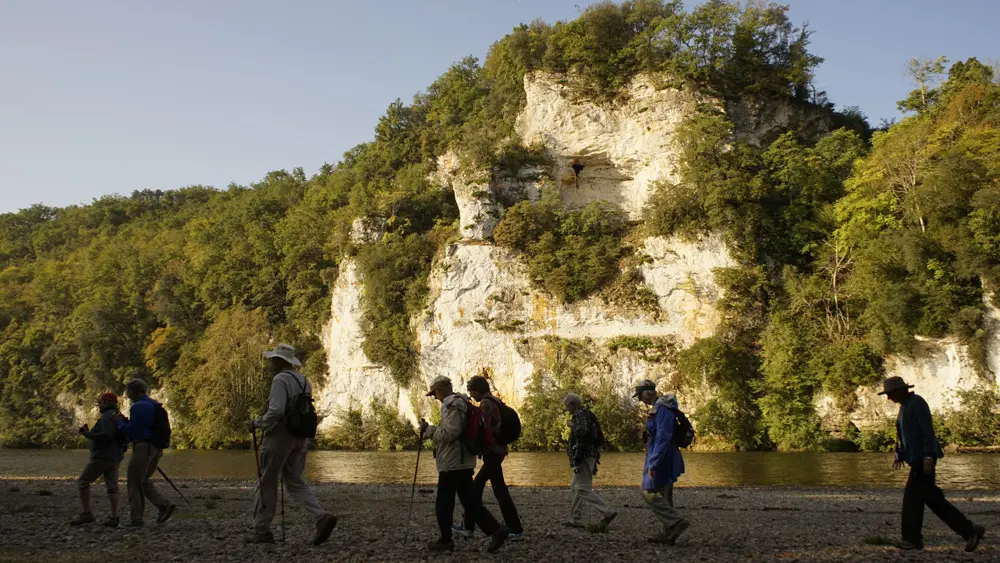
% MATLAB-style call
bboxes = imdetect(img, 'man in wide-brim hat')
[879,376,985,551]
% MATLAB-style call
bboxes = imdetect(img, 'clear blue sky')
[1,1,996,214]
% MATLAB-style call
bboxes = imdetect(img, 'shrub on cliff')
[494,192,628,303]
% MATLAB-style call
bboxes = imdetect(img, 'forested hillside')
[2,0,998,450]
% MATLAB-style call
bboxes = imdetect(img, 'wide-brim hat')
[425,375,452,396]
[632,378,657,398]
[877,376,913,395]
[263,343,302,367]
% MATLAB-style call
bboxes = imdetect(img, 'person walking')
[562,393,616,529]
[454,375,524,541]
[880,376,986,551]
[634,379,690,544]
[245,343,338,546]
[117,378,176,527]
[419,376,508,553]
[71,392,126,527]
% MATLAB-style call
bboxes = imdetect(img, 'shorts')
[78,458,120,494]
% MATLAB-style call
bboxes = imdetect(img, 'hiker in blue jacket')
[880,376,985,552]
[635,379,690,545]
[115,378,175,527]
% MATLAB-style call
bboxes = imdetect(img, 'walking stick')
[403,423,425,544]
[156,466,192,505]
[252,427,265,510]
[280,475,285,543]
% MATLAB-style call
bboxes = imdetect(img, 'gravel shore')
[1,478,996,562]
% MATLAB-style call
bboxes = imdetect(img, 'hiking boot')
[966,524,986,553]
[101,516,120,528]
[562,521,585,529]
[452,523,474,538]
[647,533,672,544]
[244,531,275,544]
[665,519,691,545]
[895,539,923,550]
[70,512,95,526]
[312,514,338,546]
[156,504,176,524]
[507,531,524,541]
[487,527,508,553]
[600,512,618,527]
[426,539,454,552]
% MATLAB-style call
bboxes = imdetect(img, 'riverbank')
[1,479,996,562]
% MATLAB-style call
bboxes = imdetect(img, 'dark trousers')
[436,469,501,542]
[463,452,523,534]
[902,465,975,544]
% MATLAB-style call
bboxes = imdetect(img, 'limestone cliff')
[317,71,1000,434]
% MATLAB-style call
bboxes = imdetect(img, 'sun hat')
[263,343,302,367]
[876,376,914,395]
[425,375,453,396]
[632,378,657,398]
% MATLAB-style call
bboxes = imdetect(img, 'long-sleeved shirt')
[256,370,311,435]
[568,407,600,468]
[424,393,476,472]
[895,392,944,465]
[643,395,684,490]
[85,406,125,461]
[480,394,508,457]
[116,395,157,443]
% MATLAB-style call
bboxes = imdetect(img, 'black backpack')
[149,402,172,450]
[283,373,318,439]
[588,410,605,448]
[671,408,695,448]
[485,396,522,446]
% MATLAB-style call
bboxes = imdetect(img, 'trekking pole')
[403,422,424,544]
[280,475,285,543]
[251,427,265,510]
[156,466,192,505]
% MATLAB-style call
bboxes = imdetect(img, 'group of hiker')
[72,344,987,554]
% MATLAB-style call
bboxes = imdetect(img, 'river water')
[2,450,999,489]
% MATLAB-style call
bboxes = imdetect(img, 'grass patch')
[204,500,218,510]
[8,503,35,514]
[36,489,53,496]
[863,535,893,546]
[208,493,222,500]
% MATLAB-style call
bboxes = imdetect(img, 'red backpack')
[458,397,495,458]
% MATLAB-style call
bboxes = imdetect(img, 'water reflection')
[1,450,998,490]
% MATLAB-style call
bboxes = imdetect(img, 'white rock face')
[429,152,499,240]
[350,217,386,245]
[516,73,698,219]
[317,259,415,429]
[415,235,734,411]
[819,293,1000,428]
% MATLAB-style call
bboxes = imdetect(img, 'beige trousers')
[569,457,614,523]
[127,442,169,523]
[252,430,327,534]
[642,483,684,533]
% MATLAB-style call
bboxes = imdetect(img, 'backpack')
[484,396,521,446]
[458,397,495,457]
[587,410,605,449]
[283,373,318,439]
[671,408,695,448]
[149,402,172,450]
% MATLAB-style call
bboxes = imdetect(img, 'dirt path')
[1,479,997,562]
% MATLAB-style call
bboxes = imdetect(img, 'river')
[2,450,999,489]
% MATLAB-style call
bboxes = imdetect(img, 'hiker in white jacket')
[245,343,337,546]
[419,376,508,553]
